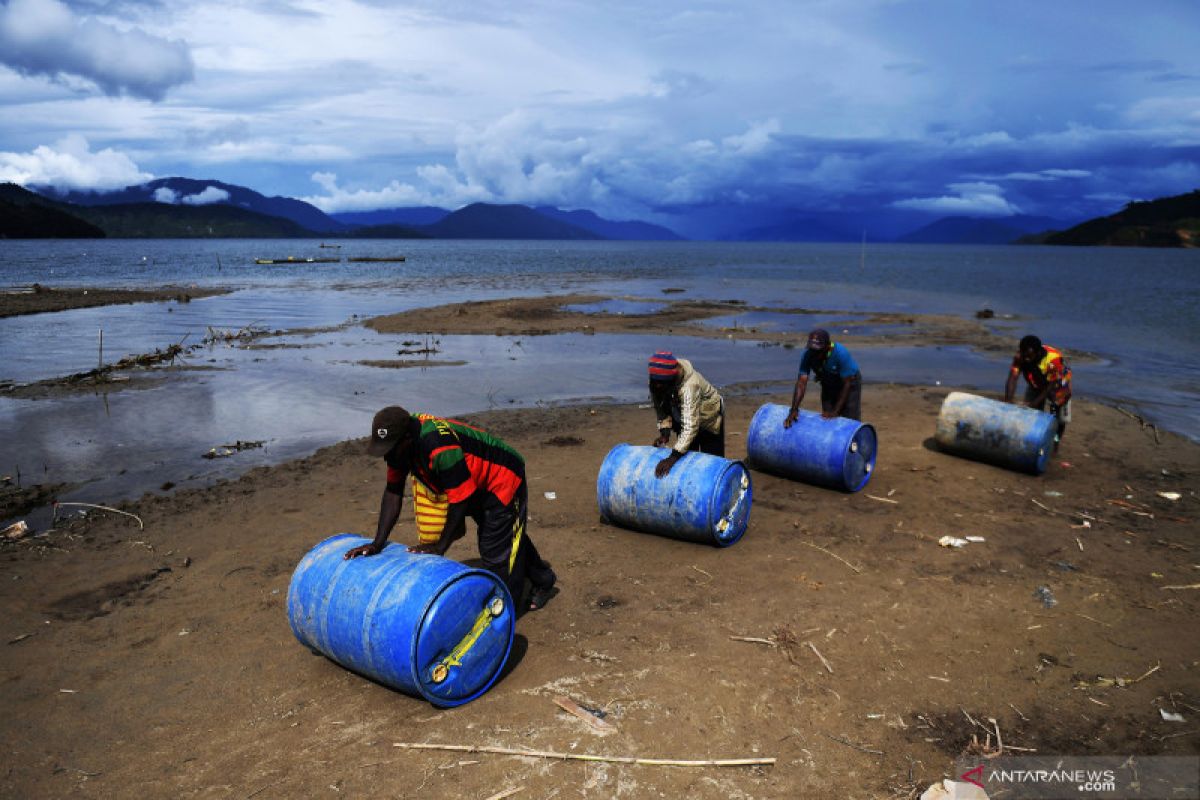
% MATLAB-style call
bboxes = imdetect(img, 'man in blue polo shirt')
[784,328,862,426]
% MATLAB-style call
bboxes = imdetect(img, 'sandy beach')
[1,295,1198,799]
[0,285,227,319]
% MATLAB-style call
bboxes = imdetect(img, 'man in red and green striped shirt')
[345,406,557,611]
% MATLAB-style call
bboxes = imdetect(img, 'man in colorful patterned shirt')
[784,328,862,426]
[345,406,557,611]
[648,351,725,478]
[1005,334,1073,447]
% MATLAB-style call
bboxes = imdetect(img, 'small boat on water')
[254,257,341,264]
[319,243,342,249]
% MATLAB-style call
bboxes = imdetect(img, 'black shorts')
[473,483,553,602]
[819,375,862,420]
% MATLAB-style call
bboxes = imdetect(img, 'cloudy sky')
[1,0,1198,237]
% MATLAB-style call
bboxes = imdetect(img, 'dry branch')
[805,641,834,674]
[392,743,774,768]
[800,541,862,574]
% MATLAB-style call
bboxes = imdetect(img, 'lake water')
[1,239,1197,518]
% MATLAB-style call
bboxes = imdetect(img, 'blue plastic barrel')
[286,533,514,707]
[934,391,1057,474]
[745,403,877,492]
[596,444,752,546]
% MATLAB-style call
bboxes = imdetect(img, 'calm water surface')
[1,239,1196,518]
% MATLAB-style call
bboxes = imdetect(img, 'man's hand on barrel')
[654,450,681,478]
[407,542,444,555]
[344,542,383,560]
[783,409,798,428]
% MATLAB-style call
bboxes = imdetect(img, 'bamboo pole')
[393,743,774,768]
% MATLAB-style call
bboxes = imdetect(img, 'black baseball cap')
[367,406,412,456]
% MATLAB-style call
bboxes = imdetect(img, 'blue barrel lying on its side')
[287,533,514,707]
[745,403,877,492]
[934,391,1057,475]
[596,444,752,546]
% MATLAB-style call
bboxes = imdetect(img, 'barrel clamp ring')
[429,594,507,685]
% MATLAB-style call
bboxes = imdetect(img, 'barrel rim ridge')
[414,566,516,707]
[708,458,752,547]
[844,422,878,493]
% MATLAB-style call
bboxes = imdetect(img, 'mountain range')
[1041,190,1200,247]
[2,178,1196,246]
[896,215,1067,245]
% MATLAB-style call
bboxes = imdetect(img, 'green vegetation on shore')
[0,184,105,238]
[1042,189,1200,248]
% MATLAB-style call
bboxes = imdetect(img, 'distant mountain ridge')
[898,214,1067,244]
[534,207,682,240]
[331,207,451,227]
[45,177,347,233]
[9,176,1196,245]
[1,183,105,238]
[423,203,602,240]
[1043,189,1200,247]
[19,178,684,240]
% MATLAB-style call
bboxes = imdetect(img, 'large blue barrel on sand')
[746,403,877,492]
[287,533,514,707]
[934,391,1057,474]
[596,444,752,546]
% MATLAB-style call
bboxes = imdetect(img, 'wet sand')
[0,285,227,318]
[2,379,1197,798]
[367,293,1018,353]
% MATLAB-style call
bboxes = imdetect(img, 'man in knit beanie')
[647,351,725,477]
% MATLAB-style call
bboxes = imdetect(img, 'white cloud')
[153,184,230,204]
[0,0,193,101]
[1042,168,1091,179]
[301,171,441,212]
[892,182,1021,216]
[0,134,151,190]
[976,168,1093,182]
[721,119,781,155]
[181,186,229,204]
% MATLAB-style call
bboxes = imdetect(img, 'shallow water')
[1,239,1196,516]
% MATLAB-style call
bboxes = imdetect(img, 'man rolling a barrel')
[345,406,558,612]
[648,350,726,478]
[784,328,862,426]
[1004,335,1073,448]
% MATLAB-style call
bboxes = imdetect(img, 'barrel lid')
[413,570,514,707]
[842,424,877,492]
[710,461,753,546]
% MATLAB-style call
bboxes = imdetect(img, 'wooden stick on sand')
[393,743,775,768]
[800,541,862,574]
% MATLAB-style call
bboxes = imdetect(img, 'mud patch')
[0,285,228,319]
[543,435,585,447]
[910,707,1170,759]
[356,359,467,369]
[46,567,172,621]
[1,482,65,520]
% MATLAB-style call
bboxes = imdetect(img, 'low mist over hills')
[44,178,348,234]
[2,177,1195,246]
